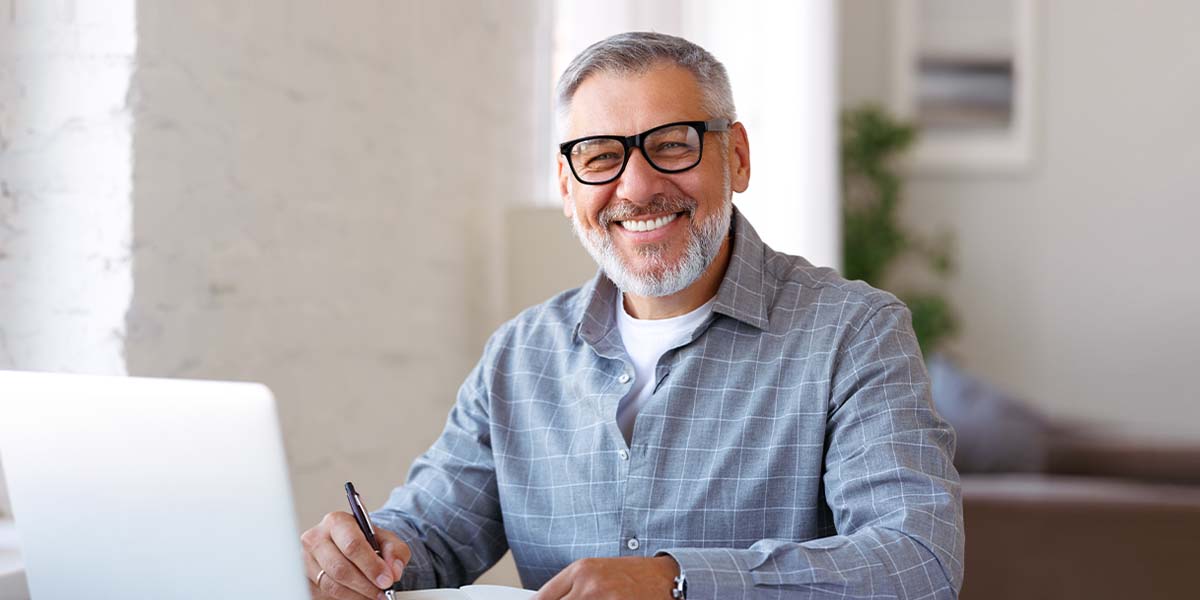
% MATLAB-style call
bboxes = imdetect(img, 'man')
[302,32,964,599]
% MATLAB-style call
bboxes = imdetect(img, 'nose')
[615,147,673,203]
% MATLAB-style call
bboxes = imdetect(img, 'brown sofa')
[959,432,1200,600]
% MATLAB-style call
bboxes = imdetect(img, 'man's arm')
[343,324,511,590]
[659,303,964,599]
[368,334,509,590]
[301,328,511,598]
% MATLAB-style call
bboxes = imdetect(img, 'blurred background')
[1,1,1197,598]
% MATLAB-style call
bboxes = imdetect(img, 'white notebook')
[395,584,534,600]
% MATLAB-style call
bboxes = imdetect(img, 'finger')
[533,566,574,600]
[305,551,371,600]
[312,534,384,599]
[377,530,411,581]
[302,553,325,599]
[328,514,395,590]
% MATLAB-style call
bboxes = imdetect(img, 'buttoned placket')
[613,322,715,558]
[616,364,635,464]
[578,285,723,560]
[612,357,642,556]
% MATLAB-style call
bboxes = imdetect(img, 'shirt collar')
[574,205,774,346]
[711,206,772,331]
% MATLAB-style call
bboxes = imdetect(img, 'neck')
[622,236,731,320]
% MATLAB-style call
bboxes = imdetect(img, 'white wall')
[0,3,540,584]
[125,0,541,533]
[842,0,1200,439]
[505,207,595,318]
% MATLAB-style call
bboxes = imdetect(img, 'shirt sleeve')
[660,303,965,599]
[370,333,509,590]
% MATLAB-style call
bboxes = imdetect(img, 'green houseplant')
[841,106,958,356]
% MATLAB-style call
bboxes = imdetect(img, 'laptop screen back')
[0,371,311,600]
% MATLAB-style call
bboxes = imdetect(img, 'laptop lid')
[0,370,312,600]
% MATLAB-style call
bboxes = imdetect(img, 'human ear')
[557,155,574,218]
[728,122,751,193]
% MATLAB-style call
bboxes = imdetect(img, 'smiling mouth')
[617,212,682,233]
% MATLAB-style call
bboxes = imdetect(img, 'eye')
[585,152,621,164]
[580,154,622,172]
[651,141,697,159]
[572,139,624,171]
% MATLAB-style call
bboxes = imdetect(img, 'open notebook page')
[394,584,534,600]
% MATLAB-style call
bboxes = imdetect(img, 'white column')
[0,0,137,515]
[686,0,841,268]
[0,0,135,375]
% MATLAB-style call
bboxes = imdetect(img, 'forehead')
[564,63,705,139]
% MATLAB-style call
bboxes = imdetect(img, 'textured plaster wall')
[505,206,595,318]
[841,0,1200,439]
[0,0,136,517]
[126,0,541,543]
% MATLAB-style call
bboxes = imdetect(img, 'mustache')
[598,196,697,229]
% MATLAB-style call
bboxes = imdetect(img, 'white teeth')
[619,213,679,233]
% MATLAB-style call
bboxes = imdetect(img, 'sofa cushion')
[928,354,1050,473]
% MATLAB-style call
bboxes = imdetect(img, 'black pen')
[345,481,396,600]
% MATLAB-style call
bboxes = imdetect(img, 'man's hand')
[534,556,680,600]
[301,511,411,600]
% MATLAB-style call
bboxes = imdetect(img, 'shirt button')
[626,537,640,550]
[618,449,630,461]
[618,373,631,384]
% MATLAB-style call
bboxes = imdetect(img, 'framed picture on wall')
[891,0,1037,173]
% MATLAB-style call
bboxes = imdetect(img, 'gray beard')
[571,194,733,298]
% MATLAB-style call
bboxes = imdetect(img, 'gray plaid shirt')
[374,208,964,598]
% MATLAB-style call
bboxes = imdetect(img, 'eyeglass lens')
[570,124,702,183]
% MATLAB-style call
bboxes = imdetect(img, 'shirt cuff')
[368,515,434,590]
[658,547,755,600]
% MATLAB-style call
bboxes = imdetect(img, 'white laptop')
[0,370,312,600]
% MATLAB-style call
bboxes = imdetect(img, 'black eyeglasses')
[559,119,730,185]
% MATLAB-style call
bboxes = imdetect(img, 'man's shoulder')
[759,246,903,326]
[723,210,901,332]
[488,281,593,350]
[513,283,592,327]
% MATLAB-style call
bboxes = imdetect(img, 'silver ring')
[316,569,327,587]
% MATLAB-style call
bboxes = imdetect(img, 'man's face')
[558,64,750,298]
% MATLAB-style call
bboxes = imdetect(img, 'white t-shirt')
[614,292,717,445]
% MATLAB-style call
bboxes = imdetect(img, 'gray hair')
[555,32,737,136]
